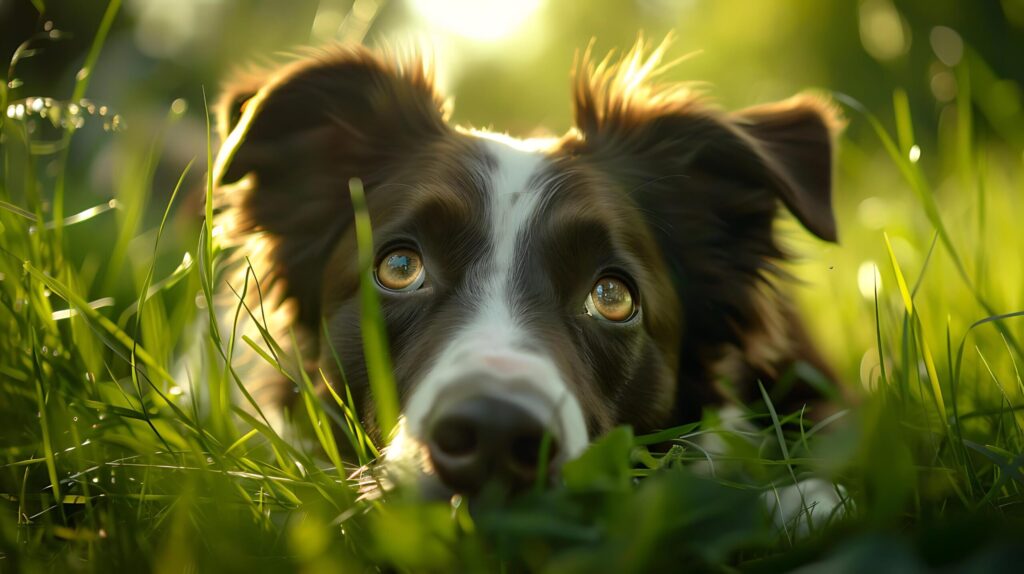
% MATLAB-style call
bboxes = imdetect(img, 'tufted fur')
[210,38,842,452]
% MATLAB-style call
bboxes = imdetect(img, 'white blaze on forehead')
[476,134,549,325]
[391,131,589,466]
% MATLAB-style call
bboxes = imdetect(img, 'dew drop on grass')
[171,98,188,115]
[909,144,921,163]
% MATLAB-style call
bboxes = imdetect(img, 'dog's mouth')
[385,450,563,510]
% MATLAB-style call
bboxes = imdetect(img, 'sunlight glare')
[857,261,883,300]
[409,0,544,41]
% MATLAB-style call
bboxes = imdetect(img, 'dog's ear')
[215,69,267,144]
[729,95,841,242]
[573,75,841,243]
[216,47,449,185]
[214,47,450,324]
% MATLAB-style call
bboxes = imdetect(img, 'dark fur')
[213,41,842,444]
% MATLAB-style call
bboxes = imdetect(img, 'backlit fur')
[210,38,843,486]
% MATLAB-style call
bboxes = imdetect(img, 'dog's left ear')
[729,96,841,242]
[573,87,842,243]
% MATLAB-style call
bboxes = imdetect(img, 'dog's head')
[214,42,840,496]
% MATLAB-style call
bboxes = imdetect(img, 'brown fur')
[562,38,842,420]
[212,39,843,444]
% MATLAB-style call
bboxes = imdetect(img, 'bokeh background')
[2,0,1023,396]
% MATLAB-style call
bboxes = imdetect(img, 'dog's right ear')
[213,46,450,325]
[216,70,267,144]
[215,46,449,184]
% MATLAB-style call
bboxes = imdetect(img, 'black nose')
[427,395,560,495]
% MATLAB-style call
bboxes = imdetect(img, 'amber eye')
[585,276,637,322]
[375,248,425,292]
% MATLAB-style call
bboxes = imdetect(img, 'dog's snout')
[427,395,559,495]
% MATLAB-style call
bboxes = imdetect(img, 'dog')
[209,39,843,512]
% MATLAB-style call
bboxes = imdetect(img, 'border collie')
[210,39,843,507]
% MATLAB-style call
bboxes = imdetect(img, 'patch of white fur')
[401,342,589,461]
[391,133,589,471]
[691,405,850,538]
[763,478,850,538]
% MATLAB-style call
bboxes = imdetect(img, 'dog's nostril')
[426,395,560,495]
[509,432,557,470]
[432,416,477,456]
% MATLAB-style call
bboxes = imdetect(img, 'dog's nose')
[427,395,559,495]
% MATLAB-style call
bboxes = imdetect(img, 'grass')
[3,9,1024,574]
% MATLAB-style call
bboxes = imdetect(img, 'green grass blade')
[52,0,121,243]
[349,177,399,441]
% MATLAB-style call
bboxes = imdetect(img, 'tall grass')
[2,7,1024,573]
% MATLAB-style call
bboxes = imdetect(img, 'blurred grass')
[3,2,1024,572]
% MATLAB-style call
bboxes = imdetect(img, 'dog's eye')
[585,276,636,322]
[375,248,425,292]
